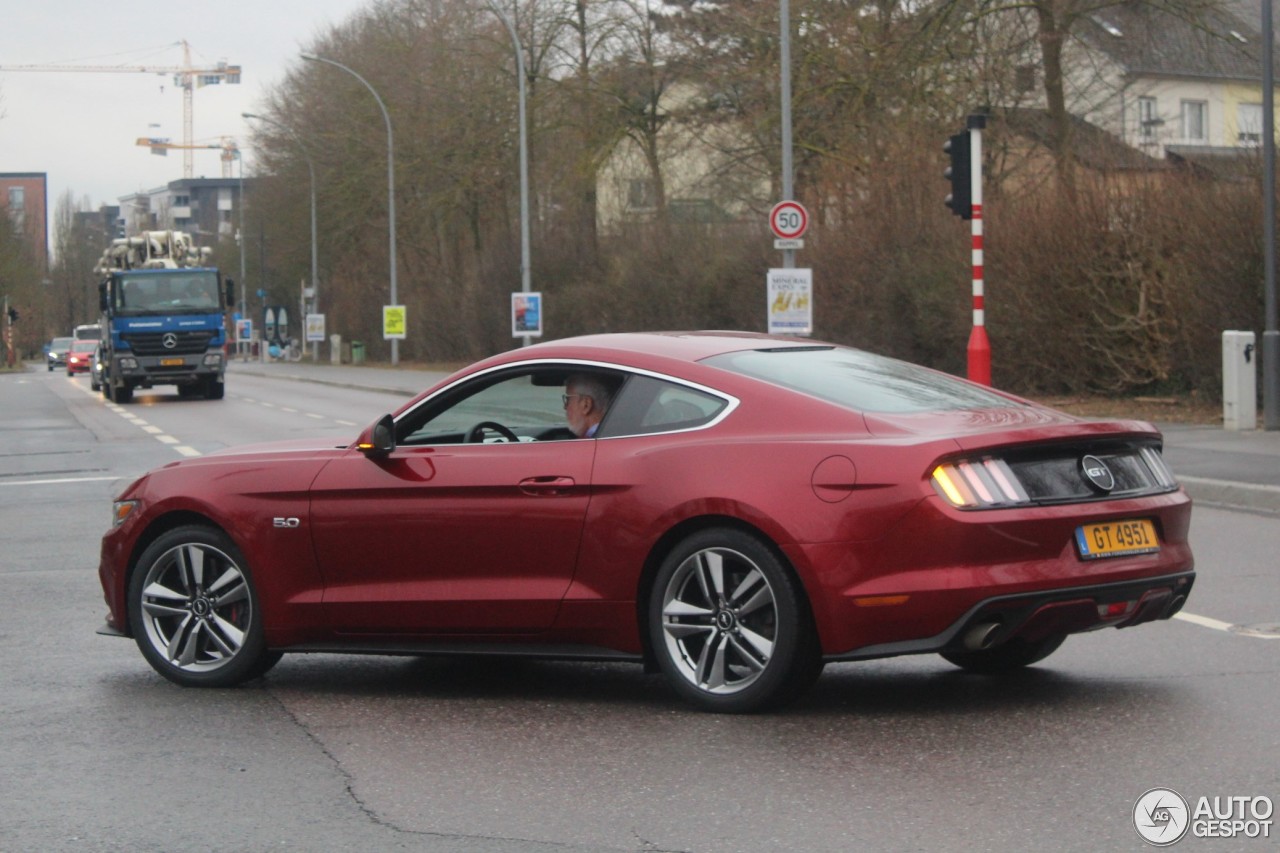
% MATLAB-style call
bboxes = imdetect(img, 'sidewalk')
[227,359,1280,515]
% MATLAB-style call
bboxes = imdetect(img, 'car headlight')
[203,353,223,366]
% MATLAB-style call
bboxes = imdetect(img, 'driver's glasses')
[562,394,582,408]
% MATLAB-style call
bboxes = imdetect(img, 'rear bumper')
[823,571,1194,662]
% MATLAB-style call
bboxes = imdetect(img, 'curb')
[1179,476,1280,515]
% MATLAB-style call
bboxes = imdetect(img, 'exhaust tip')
[1164,594,1187,618]
[963,621,1002,651]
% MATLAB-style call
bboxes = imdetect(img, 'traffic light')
[944,131,972,220]
[5,306,17,323]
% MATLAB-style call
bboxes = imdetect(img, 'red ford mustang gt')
[98,332,1194,712]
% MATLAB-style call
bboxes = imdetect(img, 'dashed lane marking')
[1175,611,1280,639]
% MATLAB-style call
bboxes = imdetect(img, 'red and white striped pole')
[966,116,991,386]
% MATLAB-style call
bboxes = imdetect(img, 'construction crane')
[0,40,241,179]
[136,136,239,178]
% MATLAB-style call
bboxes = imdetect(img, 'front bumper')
[114,352,224,386]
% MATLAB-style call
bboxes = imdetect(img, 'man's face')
[564,386,591,437]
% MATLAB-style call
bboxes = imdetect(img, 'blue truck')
[95,231,234,403]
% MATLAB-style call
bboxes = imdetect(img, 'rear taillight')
[932,457,1030,509]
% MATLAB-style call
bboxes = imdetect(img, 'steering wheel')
[465,421,520,443]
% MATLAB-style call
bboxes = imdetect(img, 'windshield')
[113,271,221,315]
[703,346,1021,414]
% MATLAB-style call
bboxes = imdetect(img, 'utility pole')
[1263,0,1279,429]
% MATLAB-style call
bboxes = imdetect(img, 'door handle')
[518,476,576,496]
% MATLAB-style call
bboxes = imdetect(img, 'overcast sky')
[1,0,372,216]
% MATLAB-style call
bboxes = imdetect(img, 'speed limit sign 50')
[769,200,809,240]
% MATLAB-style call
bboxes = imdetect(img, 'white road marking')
[1174,612,1233,632]
[1174,611,1280,639]
[3,475,122,487]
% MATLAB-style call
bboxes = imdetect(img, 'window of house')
[1181,100,1207,143]
[1138,97,1160,143]
[628,178,657,210]
[1238,103,1263,146]
[1015,65,1037,94]
[7,187,25,233]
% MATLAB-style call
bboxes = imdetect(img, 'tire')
[128,525,280,687]
[90,377,100,392]
[109,381,133,404]
[649,528,822,713]
[204,378,225,400]
[940,633,1067,674]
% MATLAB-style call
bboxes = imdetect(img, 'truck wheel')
[109,382,133,404]
[205,379,225,400]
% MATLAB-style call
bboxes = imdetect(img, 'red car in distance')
[66,340,97,376]
[97,332,1194,712]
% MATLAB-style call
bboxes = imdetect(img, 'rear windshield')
[703,346,1020,414]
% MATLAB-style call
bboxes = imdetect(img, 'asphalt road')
[2,366,1277,852]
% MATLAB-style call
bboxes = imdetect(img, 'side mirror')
[98,281,109,313]
[357,414,396,457]
[224,278,236,308]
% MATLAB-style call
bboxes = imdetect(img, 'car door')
[309,367,603,635]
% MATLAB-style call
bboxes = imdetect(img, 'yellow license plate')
[160,358,185,366]
[1075,519,1159,560]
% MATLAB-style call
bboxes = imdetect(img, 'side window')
[394,365,624,445]
[599,375,728,438]
[397,370,569,445]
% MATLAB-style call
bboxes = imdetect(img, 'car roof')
[501,331,822,364]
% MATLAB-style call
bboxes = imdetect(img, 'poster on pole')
[767,268,813,336]
[383,305,406,340]
[305,313,326,343]
[512,292,543,337]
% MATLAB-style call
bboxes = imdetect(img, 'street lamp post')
[1263,0,1279,430]
[242,111,320,360]
[236,150,248,361]
[486,0,532,346]
[300,52,399,365]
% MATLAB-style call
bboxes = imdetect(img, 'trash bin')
[351,341,365,364]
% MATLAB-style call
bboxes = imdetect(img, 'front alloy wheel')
[651,528,821,712]
[128,526,279,687]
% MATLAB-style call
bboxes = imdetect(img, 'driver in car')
[563,374,614,438]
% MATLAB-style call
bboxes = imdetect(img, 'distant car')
[66,340,97,376]
[97,332,1195,712]
[90,344,105,392]
[74,323,102,342]
[47,337,74,372]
